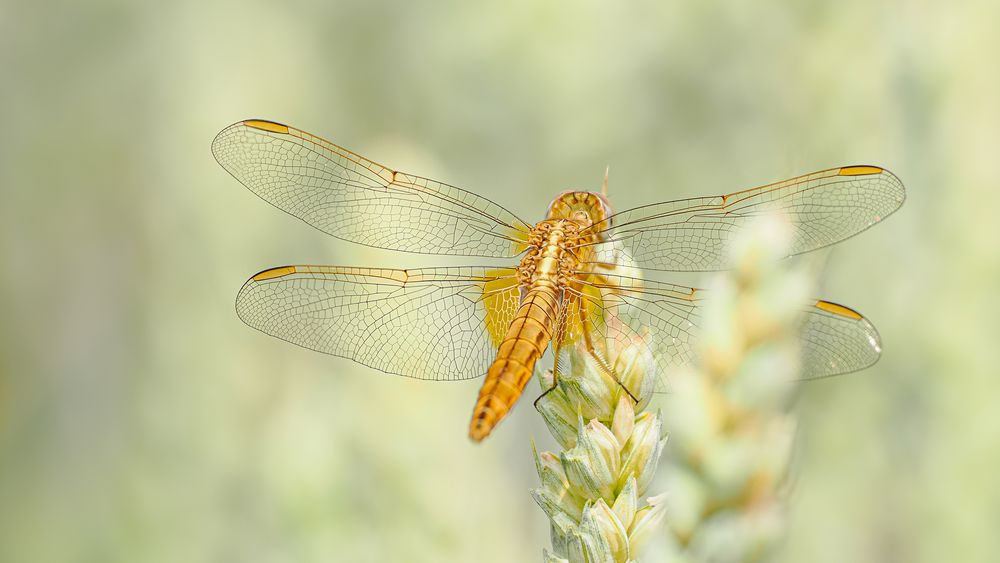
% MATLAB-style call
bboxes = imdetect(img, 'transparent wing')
[581,166,905,271]
[236,265,521,381]
[800,300,882,379]
[213,119,532,257]
[549,283,651,391]
[569,274,700,391]
[567,272,881,390]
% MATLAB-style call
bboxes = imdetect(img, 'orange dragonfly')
[212,119,905,442]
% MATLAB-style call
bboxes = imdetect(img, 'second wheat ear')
[661,214,813,561]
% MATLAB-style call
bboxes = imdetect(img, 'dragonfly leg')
[577,296,639,404]
[532,368,559,410]
[533,305,569,409]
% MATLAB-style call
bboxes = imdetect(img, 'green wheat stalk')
[532,324,668,561]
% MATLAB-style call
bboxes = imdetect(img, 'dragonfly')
[212,119,905,442]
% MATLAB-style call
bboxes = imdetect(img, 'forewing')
[569,273,882,390]
[213,120,532,257]
[236,265,520,381]
[583,166,905,271]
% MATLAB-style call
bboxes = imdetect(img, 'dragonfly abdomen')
[469,287,560,441]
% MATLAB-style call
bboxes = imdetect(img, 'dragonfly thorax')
[518,219,585,288]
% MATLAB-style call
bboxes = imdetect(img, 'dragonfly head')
[546,191,613,229]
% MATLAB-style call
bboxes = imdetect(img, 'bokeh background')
[2,0,998,561]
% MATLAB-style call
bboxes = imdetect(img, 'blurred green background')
[2,0,998,561]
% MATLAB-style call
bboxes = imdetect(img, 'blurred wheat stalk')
[532,337,668,562]
[660,214,813,562]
